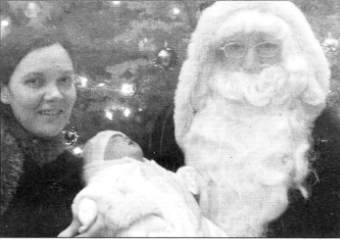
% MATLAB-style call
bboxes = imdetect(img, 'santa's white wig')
[174,1,330,236]
[175,1,330,145]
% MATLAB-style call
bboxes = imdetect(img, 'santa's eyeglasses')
[221,42,281,58]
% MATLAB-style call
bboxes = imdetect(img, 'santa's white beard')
[182,66,314,236]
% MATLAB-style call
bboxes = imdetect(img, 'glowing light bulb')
[123,108,131,117]
[1,18,11,39]
[173,7,180,15]
[105,110,114,120]
[77,76,88,88]
[121,83,135,96]
[111,1,121,5]
[1,19,9,28]
[73,147,83,155]
[25,2,40,19]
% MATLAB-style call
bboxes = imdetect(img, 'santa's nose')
[241,48,261,73]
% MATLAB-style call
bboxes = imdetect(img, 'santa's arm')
[176,166,228,237]
[176,166,205,197]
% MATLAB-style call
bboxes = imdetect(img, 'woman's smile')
[37,109,63,116]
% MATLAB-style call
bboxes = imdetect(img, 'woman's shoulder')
[1,114,19,147]
[1,115,25,215]
[0,115,24,169]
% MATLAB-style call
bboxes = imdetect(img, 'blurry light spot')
[123,108,131,117]
[73,147,83,155]
[105,110,114,120]
[173,7,180,15]
[25,2,40,19]
[77,76,88,88]
[1,18,10,39]
[121,83,135,96]
[1,19,10,27]
[98,83,105,87]
[111,1,121,5]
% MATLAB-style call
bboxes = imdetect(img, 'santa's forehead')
[215,10,289,42]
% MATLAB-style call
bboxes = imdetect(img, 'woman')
[0,26,83,237]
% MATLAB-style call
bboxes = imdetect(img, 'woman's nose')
[44,84,63,101]
[241,48,261,74]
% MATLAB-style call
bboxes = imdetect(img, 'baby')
[58,130,226,237]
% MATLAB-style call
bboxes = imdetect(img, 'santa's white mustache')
[212,65,308,107]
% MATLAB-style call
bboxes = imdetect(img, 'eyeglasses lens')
[256,42,280,58]
[223,43,246,58]
[222,42,280,58]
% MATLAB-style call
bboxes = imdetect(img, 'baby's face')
[83,131,144,165]
[106,134,143,161]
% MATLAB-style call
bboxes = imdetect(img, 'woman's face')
[1,44,77,138]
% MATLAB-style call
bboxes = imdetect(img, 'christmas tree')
[1,0,339,170]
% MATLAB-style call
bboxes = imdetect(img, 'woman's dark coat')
[0,113,83,237]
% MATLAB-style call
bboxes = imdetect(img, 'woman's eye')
[25,78,43,88]
[60,76,70,83]
[59,76,74,87]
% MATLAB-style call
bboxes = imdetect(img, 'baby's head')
[83,130,143,165]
